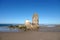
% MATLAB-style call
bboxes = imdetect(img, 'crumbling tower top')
[32,13,39,25]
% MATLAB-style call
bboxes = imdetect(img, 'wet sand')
[0,32,60,40]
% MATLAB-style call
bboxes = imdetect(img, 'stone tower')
[32,13,39,25]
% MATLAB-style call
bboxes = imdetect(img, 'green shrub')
[19,25,27,31]
[16,25,19,28]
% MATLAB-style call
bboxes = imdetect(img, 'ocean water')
[0,24,20,32]
[0,24,17,27]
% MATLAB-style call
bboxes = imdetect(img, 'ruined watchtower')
[32,13,39,25]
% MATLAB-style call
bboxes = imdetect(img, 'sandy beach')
[0,32,60,40]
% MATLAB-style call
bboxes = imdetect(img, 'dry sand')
[0,31,60,40]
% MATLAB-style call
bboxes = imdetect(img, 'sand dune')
[0,32,60,40]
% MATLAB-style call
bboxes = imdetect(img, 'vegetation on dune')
[8,24,26,31]
[15,25,19,28]
[19,25,27,31]
[8,24,39,31]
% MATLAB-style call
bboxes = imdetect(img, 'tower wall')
[32,13,39,25]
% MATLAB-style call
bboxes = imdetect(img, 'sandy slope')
[0,32,60,40]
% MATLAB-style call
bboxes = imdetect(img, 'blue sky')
[0,0,60,24]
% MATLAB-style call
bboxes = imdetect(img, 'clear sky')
[0,0,60,24]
